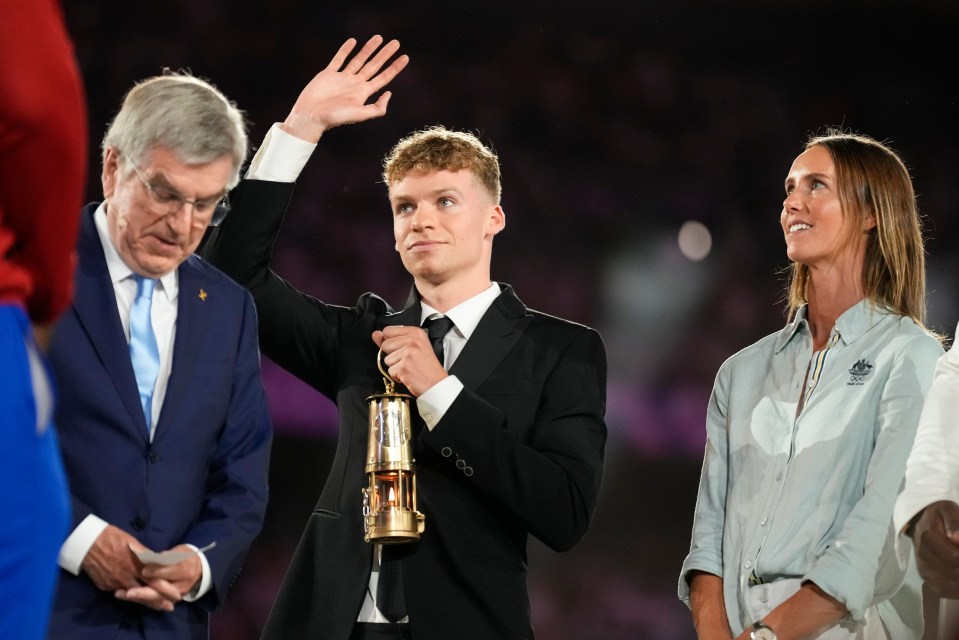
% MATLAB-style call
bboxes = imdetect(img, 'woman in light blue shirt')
[679,131,944,640]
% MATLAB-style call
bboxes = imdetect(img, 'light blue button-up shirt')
[679,300,943,637]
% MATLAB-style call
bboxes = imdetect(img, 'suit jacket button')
[131,516,145,531]
[464,466,474,477]
[441,447,453,458]
[455,459,466,470]
[148,450,159,463]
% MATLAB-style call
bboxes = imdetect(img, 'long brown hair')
[786,130,928,326]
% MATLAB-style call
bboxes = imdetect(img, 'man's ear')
[486,205,505,238]
[102,146,120,199]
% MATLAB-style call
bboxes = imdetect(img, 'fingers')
[938,501,959,539]
[359,41,406,84]
[373,326,446,396]
[377,325,430,356]
[141,549,202,595]
[336,35,408,85]
[116,580,180,612]
[915,502,959,597]
[326,37,359,72]
[342,35,387,75]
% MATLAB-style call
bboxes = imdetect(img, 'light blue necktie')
[129,275,160,432]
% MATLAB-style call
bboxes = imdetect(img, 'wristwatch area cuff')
[749,620,778,640]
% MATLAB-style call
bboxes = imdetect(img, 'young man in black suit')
[202,35,607,640]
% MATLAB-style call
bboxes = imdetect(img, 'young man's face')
[389,168,504,291]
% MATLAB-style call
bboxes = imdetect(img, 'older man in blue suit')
[46,73,271,639]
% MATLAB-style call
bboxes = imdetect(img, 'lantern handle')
[377,348,396,393]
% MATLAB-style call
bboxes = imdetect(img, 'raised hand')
[281,35,409,143]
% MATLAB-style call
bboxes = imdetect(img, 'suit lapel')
[382,288,421,329]
[154,257,205,439]
[72,205,148,436]
[449,284,531,390]
[383,305,421,329]
[383,284,531,390]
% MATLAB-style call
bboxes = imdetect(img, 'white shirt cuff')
[417,375,464,430]
[58,514,109,575]
[181,544,213,601]
[245,123,316,182]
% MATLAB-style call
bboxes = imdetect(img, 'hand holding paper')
[115,542,213,611]
[132,541,216,566]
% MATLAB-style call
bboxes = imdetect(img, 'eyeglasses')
[129,161,231,227]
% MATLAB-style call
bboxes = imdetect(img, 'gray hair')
[101,72,248,189]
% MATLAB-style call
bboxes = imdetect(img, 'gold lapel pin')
[198,289,208,301]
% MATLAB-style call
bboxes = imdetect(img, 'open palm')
[283,35,409,143]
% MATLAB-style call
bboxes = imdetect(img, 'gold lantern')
[361,350,425,543]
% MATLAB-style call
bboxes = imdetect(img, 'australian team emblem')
[847,359,874,385]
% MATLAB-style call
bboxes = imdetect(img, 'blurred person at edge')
[202,36,607,640]
[679,131,943,640]
[895,326,959,640]
[0,1,87,639]
[45,72,271,639]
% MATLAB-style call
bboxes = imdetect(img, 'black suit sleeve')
[201,179,369,398]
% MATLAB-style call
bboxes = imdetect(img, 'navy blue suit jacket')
[47,205,272,640]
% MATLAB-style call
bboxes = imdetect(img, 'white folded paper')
[131,541,216,566]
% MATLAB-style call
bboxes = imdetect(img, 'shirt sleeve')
[894,325,959,531]
[181,544,212,601]
[416,375,464,430]
[245,124,316,182]
[58,514,109,575]
[804,332,943,621]
[678,362,731,604]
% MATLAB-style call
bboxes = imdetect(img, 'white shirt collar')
[420,283,501,340]
[94,202,178,299]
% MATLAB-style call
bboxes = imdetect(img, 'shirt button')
[760,518,768,527]
[775,472,783,481]
[760,588,769,603]
[744,560,752,569]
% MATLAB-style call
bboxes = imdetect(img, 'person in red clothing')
[0,2,88,639]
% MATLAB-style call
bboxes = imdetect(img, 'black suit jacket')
[202,180,607,640]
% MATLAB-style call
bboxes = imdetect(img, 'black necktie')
[423,315,455,367]
[376,546,406,623]
[375,315,455,623]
